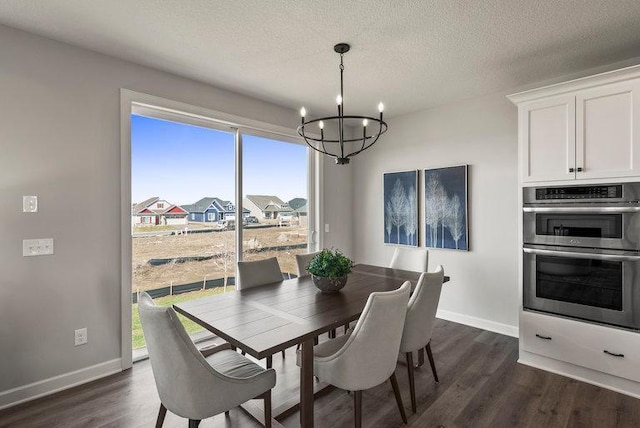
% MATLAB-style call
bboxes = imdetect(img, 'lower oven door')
[523,245,640,330]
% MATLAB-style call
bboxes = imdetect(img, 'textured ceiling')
[2,1,640,118]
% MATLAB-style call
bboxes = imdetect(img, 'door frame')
[120,89,319,369]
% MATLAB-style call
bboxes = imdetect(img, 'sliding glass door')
[242,134,309,277]
[130,114,237,354]
[128,106,314,357]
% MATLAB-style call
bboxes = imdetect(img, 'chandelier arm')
[297,117,387,143]
[346,127,384,158]
[300,133,338,159]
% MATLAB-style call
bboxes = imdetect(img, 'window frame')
[120,89,319,368]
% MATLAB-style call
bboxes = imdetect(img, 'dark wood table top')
[174,264,449,360]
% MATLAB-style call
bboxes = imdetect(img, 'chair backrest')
[389,247,428,272]
[138,292,227,418]
[399,266,445,353]
[236,257,283,290]
[323,281,411,391]
[295,251,320,277]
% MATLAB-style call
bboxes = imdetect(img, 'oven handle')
[523,247,640,262]
[523,206,640,213]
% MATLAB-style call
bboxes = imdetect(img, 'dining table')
[174,263,449,428]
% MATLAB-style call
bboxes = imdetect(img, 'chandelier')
[297,43,388,165]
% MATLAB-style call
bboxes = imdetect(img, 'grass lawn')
[132,287,234,349]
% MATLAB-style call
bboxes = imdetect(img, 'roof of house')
[182,197,249,214]
[288,198,307,211]
[245,195,293,212]
[293,202,308,214]
[131,196,159,215]
[132,197,188,217]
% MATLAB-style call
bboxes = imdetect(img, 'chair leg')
[390,372,408,424]
[225,411,230,417]
[264,389,272,428]
[344,323,350,334]
[281,349,286,359]
[155,403,167,428]
[405,352,417,413]
[266,356,273,369]
[329,329,336,339]
[188,420,200,428]
[353,390,362,428]
[314,336,319,346]
[426,342,439,384]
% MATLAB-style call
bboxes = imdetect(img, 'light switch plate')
[23,238,54,256]
[23,195,38,213]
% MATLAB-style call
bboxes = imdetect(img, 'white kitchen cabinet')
[510,67,640,184]
[520,310,640,383]
[576,79,640,180]
[520,94,575,183]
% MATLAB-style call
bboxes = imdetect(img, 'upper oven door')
[523,205,640,251]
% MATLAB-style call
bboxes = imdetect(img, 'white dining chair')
[295,251,320,278]
[298,281,411,427]
[138,292,276,428]
[237,257,283,290]
[399,266,445,413]
[236,257,286,365]
[389,247,429,272]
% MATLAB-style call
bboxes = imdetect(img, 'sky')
[131,114,307,205]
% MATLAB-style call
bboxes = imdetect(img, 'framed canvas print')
[383,170,419,246]
[424,165,468,250]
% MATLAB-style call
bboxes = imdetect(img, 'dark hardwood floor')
[2,319,639,428]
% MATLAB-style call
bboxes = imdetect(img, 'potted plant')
[306,248,354,293]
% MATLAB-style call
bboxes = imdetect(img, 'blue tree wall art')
[383,170,418,247]
[424,165,468,250]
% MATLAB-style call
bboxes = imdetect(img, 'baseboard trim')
[436,309,519,338]
[0,358,122,411]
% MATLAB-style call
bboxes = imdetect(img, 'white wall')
[0,24,352,404]
[353,92,519,335]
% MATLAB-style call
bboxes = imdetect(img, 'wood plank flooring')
[2,319,639,428]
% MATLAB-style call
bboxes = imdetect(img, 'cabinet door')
[576,79,640,180]
[520,95,576,183]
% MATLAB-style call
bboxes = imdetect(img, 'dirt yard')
[132,224,308,292]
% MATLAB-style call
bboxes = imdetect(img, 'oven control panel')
[535,185,622,200]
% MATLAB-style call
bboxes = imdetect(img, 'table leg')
[300,339,314,428]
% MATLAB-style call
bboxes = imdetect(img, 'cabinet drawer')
[521,311,640,382]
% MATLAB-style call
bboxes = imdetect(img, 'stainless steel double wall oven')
[523,183,640,330]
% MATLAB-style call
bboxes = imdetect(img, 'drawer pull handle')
[535,334,552,340]
[604,350,624,358]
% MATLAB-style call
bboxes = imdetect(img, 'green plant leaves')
[306,248,353,278]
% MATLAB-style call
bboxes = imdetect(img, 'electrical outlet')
[75,328,87,346]
[23,195,38,213]
[23,239,54,256]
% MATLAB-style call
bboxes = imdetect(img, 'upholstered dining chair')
[138,292,276,428]
[389,247,429,273]
[236,257,286,366]
[399,266,445,413]
[295,251,320,278]
[298,281,411,428]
